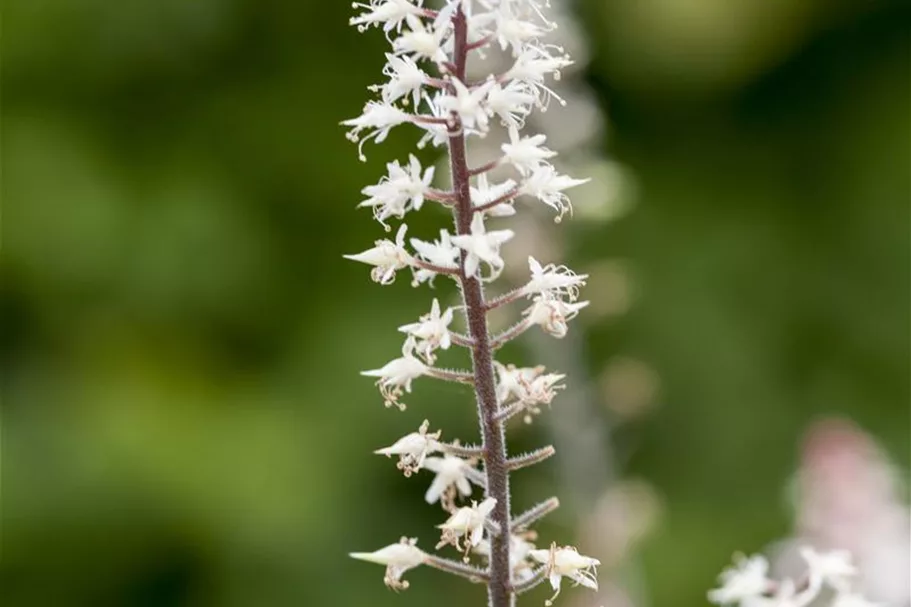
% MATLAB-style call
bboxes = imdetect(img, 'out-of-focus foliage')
[2,0,908,606]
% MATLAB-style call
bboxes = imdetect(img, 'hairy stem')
[447,8,513,607]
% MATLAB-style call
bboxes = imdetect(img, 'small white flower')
[523,294,589,338]
[495,362,545,404]
[450,213,514,280]
[361,336,428,409]
[393,14,448,63]
[523,372,566,406]
[343,100,412,160]
[485,79,535,127]
[491,2,550,53]
[422,454,475,505]
[415,91,451,149]
[437,497,497,552]
[529,543,600,605]
[344,223,411,285]
[708,554,772,605]
[358,155,434,227]
[350,0,425,34]
[410,229,461,286]
[494,362,565,422]
[350,536,426,590]
[502,126,557,176]
[475,532,538,582]
[437,77,494,134]
[398,298,454,362]
[524,256,587,301]
[374,419,442,475]
[505,44,573,109]
[520,164,589,220]
[471,174,518,217]
[800,546,856,594]
[375,53,428,107]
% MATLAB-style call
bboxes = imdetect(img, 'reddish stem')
[447,7,513,607]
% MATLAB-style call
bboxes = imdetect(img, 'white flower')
[523,294,589,338]
[393,14,448,63]
[450,212,514,280]
[358,155,434,227]
[490,2,550,52]
[523,372,566,405]
[350,0,425,34]
[350,537,426,590]
[376,53,427,107]
[505,44,573,109]
[415,91,451,149]
[475,533,538,582]
[398,298,454,362]
[437,497,497,551]
[524,256,587,301]
[502,126,557,176]
[494,362,564,422]
[343,100,412,160]
[495,362,544,403]
[708,554,772,605]
[529,543,600,605]
[410,229,461,286]
[520,163,589,220]
[800,547,856,594]
[361,336,428,409]
[375,419,442,475]
[422,454,475,504]
[471,174,518,217]
[344,223,411,285]
[485,79,535,127]
[437,77,494,134]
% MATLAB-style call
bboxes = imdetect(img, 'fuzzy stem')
[447,7,513,607]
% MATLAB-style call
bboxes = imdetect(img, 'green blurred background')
[2,0,908,606]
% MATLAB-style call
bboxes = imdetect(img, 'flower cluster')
[709,547,881,607]
[344,1,597,605]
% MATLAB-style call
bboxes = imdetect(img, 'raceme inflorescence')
[343,1,597,606]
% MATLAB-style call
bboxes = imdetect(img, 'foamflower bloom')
[708,554,772,605]
[450,212,514,280]
[375,419,442,475]
[410,229,460,286]
[361,337,428,409]
[529,544,600,606]
[437,497,497,551]
[350,537,426,590]
[350,0,426,34]
[523,294,589,338]
[344,223,411,285]
[398,298,454,363]
[501,126,556,176]
[422,454,475,505]
[524,256,587,301]
[359,155,435,227]
[520,163,589,220]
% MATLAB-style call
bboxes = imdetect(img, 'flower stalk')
[343,1,596,605]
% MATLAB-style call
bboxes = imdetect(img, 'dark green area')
[2,1,908,605]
